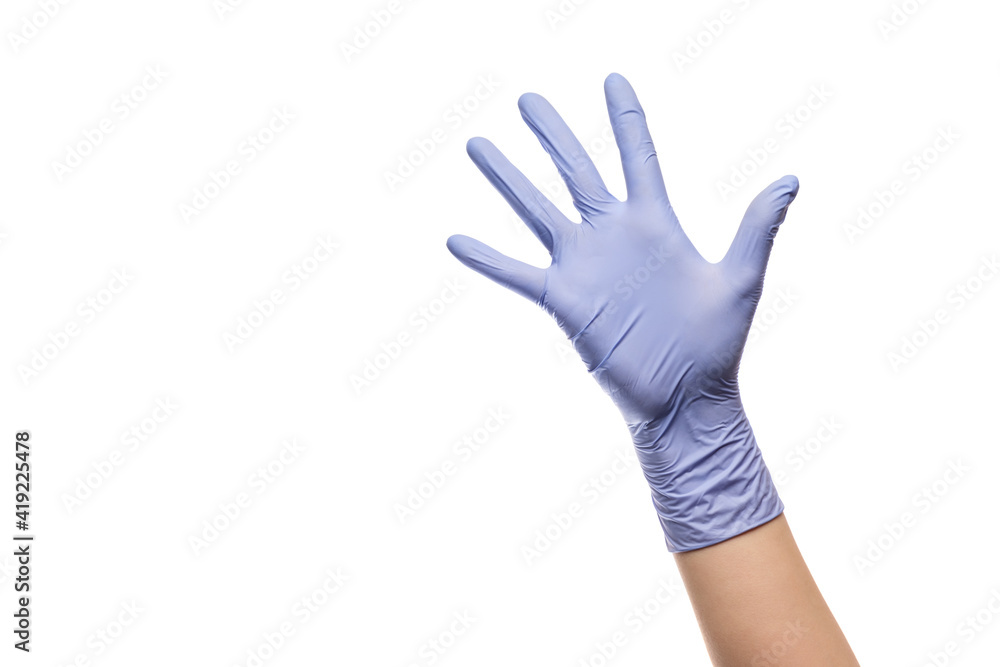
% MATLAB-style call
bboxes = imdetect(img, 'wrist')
[627,394,784,552]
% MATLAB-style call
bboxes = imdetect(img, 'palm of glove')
[540,207,755,425]
[448,73,798,427]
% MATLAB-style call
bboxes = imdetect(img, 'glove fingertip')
[604,71,628,91]
[781,175,800,203]
[518,92,552,119]
[446,234,472,260]
[466,136,489,159]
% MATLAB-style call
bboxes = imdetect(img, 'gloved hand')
[446,73,798,552]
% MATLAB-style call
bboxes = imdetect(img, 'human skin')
[675,513,859,665]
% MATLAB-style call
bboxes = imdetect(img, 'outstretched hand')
[447,73,799,428]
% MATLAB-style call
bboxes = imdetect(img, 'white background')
[1,0,998,665]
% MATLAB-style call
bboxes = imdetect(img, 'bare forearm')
[674,513,859,666]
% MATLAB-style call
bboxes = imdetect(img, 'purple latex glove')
[447,73,798,552]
